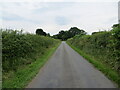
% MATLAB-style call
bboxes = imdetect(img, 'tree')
[46,33,50,37]
[52,27,87,41]
[69,27,87,37]
[36,28,47,36]
[112,24,119,28]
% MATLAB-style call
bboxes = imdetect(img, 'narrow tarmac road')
[27,42,116,88]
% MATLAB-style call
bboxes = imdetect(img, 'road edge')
[66,41,120,88]
[3,41,61,88]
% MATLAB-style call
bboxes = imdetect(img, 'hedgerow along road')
[27,42,116,88]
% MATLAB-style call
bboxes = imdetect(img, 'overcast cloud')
[0,0,119,35]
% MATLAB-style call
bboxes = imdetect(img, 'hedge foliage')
[2,29,59,72]
[67,27,120,73]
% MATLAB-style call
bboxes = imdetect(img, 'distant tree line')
[52,27,87,41]
[36,27,87,41]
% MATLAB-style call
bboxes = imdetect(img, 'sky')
[0,0,119,35]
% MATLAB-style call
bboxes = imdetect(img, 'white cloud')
[1,1,118,35]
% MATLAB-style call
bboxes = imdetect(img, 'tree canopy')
[52,27,87,41]
[36,28,51,37]
[36,28,47,36]
[112,24,119,28]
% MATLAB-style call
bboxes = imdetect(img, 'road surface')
[27,42,116,88]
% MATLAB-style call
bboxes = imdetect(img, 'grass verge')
[3,42,61,88]
[67,42,120,88]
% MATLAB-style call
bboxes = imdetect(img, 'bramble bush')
[2,29,59,72]
[68,26,120,73]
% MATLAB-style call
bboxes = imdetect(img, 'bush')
[68,27,120,73]
[112,27,120,71]
[2,29,59,72]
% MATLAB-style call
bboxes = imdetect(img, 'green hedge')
[68,27,120,73]
[2,29,59,72]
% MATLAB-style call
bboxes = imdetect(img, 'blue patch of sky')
[55,16,70,25]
